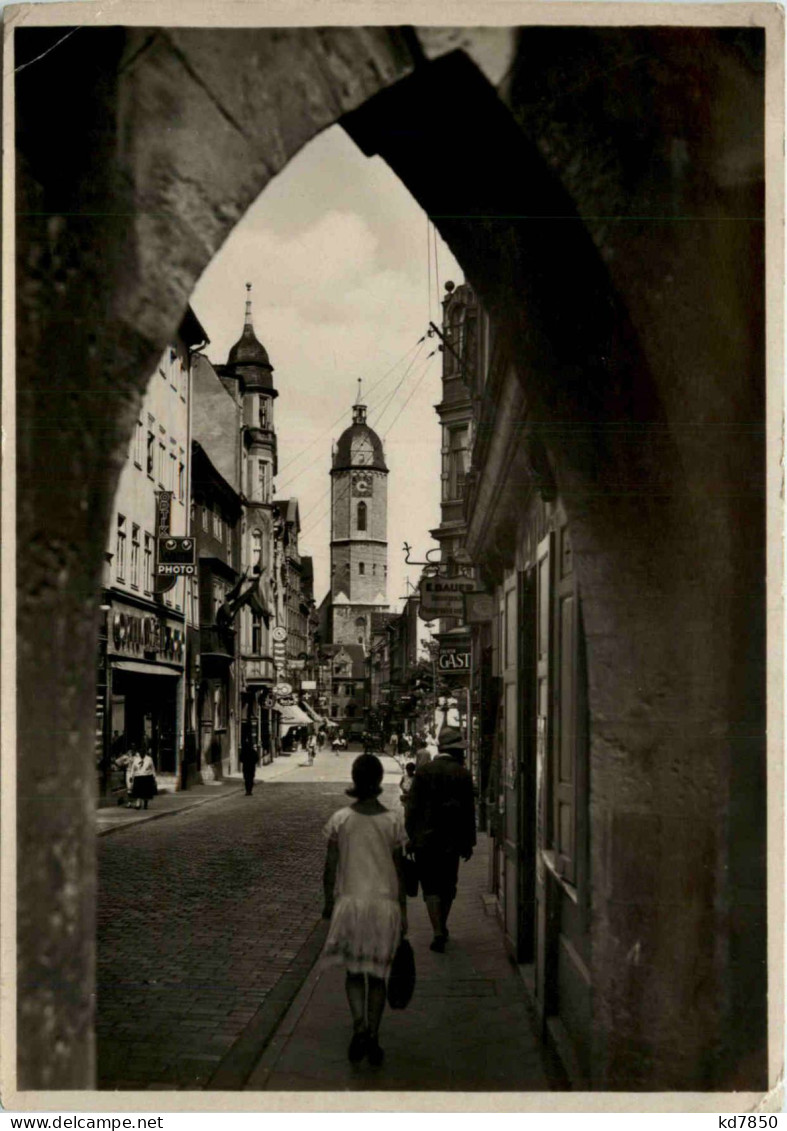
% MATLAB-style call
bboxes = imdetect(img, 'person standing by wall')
[130,747,157,811]
[405,726,476,953]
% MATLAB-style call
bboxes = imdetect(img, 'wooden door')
[535,514,591,1078]
[501,568,521,958]
[534,532,554,1019]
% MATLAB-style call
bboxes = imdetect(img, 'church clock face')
[352,472,373,497]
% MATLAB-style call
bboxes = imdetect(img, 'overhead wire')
[276,335,426,483]
[275,340,426,498]
[368,339,427,432]
[300,351,439,548]
[382,351,438,439]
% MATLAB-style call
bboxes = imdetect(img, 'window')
[178,460,185,503]
[130,524,140,588]
[190,577,199,626]
[227,526,233,567]
[251,614,262,654]
[258,397,269,429]
[158,441,166,486]
[134,420,143,467]
[359,562,365,575]
[259,460,270,502]
[213,510,222,540]
[252,529,262,574]
[357,501,367,532]
[146,431,155,477]
[201,505,209,531]
[116,515,126,581]
[372,563,376,576]
[443,425,470,501]
[144,533,153,594]
[213,580,224,620]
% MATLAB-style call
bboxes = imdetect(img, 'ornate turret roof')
[226,284,276,393]
[332,382,387,472]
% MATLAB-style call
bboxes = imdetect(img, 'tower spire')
[244,282,253,328]
[353,379,367,425]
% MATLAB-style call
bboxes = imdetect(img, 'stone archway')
[15,24,768,1091]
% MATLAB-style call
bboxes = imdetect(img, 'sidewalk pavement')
[95,744,393,835]
[245,835,561,1093]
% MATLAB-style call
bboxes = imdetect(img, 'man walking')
[405,726,476,953]
[239,733,259,796]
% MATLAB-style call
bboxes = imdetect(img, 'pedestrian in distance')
[405,726,476,953]
[414,732,432,770]
[389,732,399,758]
[400,761,416,812]
[322,753,408,1067]
[239,734,259,795]
[130,747,157,811]
[318,729,326,751]
[113,748,135,807]
[307,730,318,766]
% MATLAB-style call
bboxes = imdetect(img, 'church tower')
[329,386,389,649]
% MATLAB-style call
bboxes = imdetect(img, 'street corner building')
[13,21,776,1095]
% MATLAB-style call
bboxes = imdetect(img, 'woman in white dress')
[322,753,408,1066]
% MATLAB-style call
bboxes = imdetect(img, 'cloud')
[189,124,462,606]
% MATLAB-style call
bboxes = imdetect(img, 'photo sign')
[156,536,196,576]
[418,574,475,620]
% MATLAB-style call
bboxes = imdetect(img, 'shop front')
[102,598,186,790]
[241,658,277,765]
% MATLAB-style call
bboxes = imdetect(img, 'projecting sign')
[272,626,287,643]
[301,680,317,690]
[274,683,293,697]
[156,536,196,578]
[438,649,471,672]
[464,592,495,624]
[418,574,475,621]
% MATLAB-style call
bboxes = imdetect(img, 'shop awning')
[300,702,326,725]
[279,704,313,728]
[112,659,181,677]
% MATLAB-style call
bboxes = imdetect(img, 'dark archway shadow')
[14,24,767,1093]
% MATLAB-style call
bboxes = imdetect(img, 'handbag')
[402,853,419,898]
[387,937,416,1010]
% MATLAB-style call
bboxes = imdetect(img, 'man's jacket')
[405,753,476,856]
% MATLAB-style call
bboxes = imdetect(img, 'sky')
[189,123,462,613]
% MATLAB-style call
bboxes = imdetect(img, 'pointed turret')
[226,283,277,396]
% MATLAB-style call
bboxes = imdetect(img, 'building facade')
[214,287,279,764]
[187,441,242,783]
[97,308,207,796]
[326,396,390,650]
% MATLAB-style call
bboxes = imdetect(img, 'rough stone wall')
[14,25,416,1089]
[343,36,768,1089]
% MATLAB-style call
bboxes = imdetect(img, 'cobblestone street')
[97,749,556,1094]
[96,751,397,1091]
